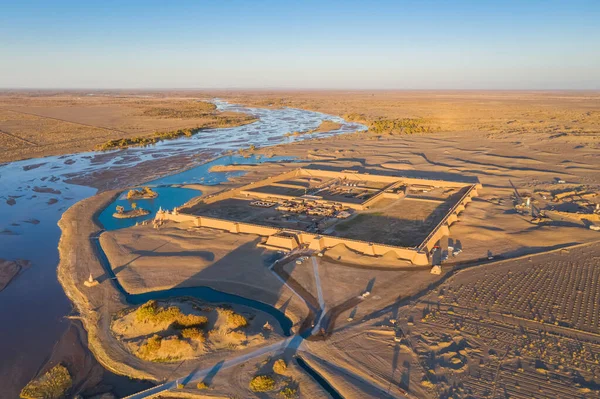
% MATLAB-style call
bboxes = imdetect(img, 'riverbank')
[56,186,309,384]
[0,100,363,396]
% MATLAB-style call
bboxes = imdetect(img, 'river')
[0,100,365,397]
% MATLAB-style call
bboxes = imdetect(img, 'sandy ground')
[165,352,330,399]
[0,92,254,162]
[50,90,600,398]
[101,224,309,327]
[221,90,600,140]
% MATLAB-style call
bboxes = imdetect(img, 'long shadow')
[303,162,480,184]
[335,188,468,248]
[199,360,224,386]
[92,236,295,335]
[331,240,586,338]
[111,241,171,277]
[131,250,215,260]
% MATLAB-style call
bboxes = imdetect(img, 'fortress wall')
[418,183,481,253]
[293,232,428,265]
[239,190,297,201]
[299,168,472,188]
[159,210,430,265]
[158,173,482,268]
[265,235,299,250]
[201,169,300,205]
[360,189,390,209]
[157,212,196,223]
[237,223,280,236]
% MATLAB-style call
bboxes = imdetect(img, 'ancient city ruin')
[156,167,481,266]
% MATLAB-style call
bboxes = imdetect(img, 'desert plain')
[2,90,600,399]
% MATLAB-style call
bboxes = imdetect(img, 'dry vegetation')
[221,90,600,140]
[19,364,72,399]
[111,299,265,363]
[0,91,256,161]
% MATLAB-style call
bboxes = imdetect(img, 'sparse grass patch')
[20,364,72,399]
[249,375,276,392]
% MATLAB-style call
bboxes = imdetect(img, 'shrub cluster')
[96,127,203,150]
[273,359,287,374]
[181,327,205,341]
[249,375,276,392]
[222,309,248,329]
[142,102,217,118]
[135,300,208,329]
[20,364,72,399]
[368,118,433,135]
[127,186,157,199]
[280,387,298,398]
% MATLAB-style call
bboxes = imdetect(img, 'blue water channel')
[96,154,296,335]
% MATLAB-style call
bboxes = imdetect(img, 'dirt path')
[123,336,301,399]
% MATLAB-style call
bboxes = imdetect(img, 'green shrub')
[20,364,72,399]
[249,375,275,392]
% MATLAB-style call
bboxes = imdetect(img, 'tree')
[131,202,137,210]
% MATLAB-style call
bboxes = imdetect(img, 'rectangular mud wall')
[418,184,481,253]
[298,168,472,188]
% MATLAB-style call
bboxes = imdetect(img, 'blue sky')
[1,0,599,89]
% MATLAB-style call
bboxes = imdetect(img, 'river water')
[0,101,365,396]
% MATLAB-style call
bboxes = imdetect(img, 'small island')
[126,186,158,200]
[112,203,150,219]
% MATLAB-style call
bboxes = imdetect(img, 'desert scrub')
[137,334,190,362]
[280,387,298,398]
[249,375,276,392]
[127,186,157,199]
[138,334,163,358]
[20,364,72,399]
[273,359,287,374]
[135,300,208,328]
[181,327,205,341]
[221,308,248,329]
[142,101,217,118]
[368,117,434,135]
[96,112,256,151]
